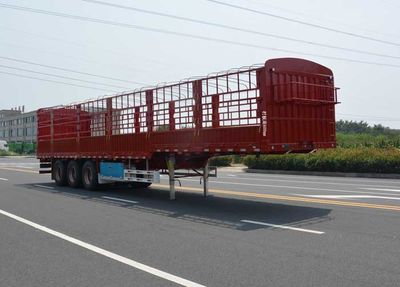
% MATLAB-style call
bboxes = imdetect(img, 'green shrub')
[6,142,36,155]
[231,155,244,164]
[243,148,400,174]
[209,156,232,167]
[336,132,400,148]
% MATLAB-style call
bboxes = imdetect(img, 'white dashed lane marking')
[34,185,55,189]
[241,220,325,235]
[102,196,138,204]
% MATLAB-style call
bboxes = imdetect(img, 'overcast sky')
[0,0,399,127]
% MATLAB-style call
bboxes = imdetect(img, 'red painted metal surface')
[37,58,338,167]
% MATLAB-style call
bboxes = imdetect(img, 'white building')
[0,108,37,144]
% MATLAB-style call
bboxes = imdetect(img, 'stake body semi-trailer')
[37,58,339,199]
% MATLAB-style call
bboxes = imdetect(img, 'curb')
[0,155,36,158]
[245,169,400,180]
[218,166,246,172]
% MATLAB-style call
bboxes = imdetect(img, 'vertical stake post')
[50,110,54,144]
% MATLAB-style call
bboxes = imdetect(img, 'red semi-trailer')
[37,58,339,199]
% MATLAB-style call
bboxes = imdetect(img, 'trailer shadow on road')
[20,182,333,232]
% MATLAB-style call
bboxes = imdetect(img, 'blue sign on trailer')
[100,162,124,179]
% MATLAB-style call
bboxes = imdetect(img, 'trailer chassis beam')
[159,167,217,178]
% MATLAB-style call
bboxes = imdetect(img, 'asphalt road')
[0,157,399,287]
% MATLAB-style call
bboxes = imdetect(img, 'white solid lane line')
[240,220,324,235]
[294,194,377,199]
[178,179,400,196]
[3,165,37,169]
[0,208,206,287]
[218,175,400,189]
[34,185,55,189]
[0,177,8,181]
[361,188,400,193]
[0,162,38,165]
[221,172,400,185]
[102,196,138,204]
[294,194,400,201]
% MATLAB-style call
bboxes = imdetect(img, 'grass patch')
[0,150,19,156]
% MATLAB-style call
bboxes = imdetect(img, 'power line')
[380,0,400,9]
[1,3,400,69]
[0,70,118,92]
[245,0,400,40]
[82,0,400,60]
[0,56,148,85]
[0,40,150,79]
[0,56,180,101]
[4,67,399,121]
[0,25,166,67]
[0,64,131,89]
[205,0,400,47]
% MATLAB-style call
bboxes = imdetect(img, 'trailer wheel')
[53,160,67,186]
[67,160,82,188]
[82,161,98,191]
[130,182,152,188]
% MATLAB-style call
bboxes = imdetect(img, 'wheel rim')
[84,167,92,185]
[68,166,76,183]
[55,165,62,181]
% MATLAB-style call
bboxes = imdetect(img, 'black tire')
[130,182,152,188]
[82,160,98,191]
[67,160,82,188]
[53,160,67,186]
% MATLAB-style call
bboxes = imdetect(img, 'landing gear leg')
[203,160,209,197]
[167,154,176,200]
